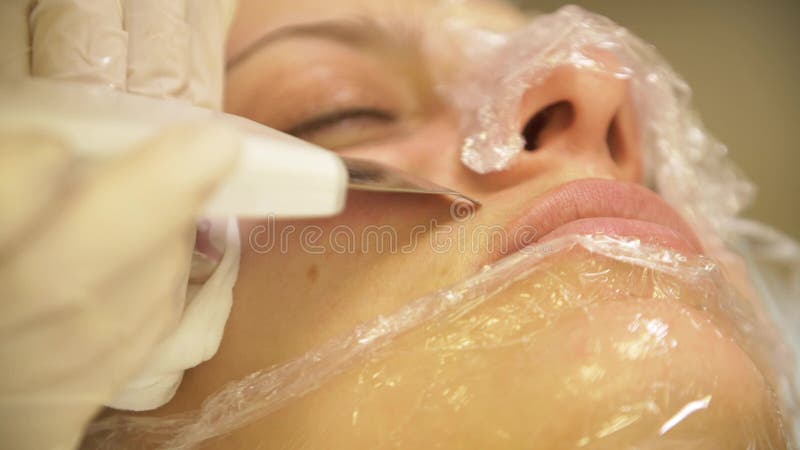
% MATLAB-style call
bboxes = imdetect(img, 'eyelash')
[286,108,396,137]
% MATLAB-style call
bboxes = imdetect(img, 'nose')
[475,50,643,190]
[340,50,643,197]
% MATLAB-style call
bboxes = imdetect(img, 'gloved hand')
[0,1,240,448]
[0,0,236,110]
[0,125,240,450]
[0,0,239,275]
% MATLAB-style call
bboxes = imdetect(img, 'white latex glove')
[0,1,240,448]
[0,0,237,110]
[0,125,240,450]
[0,0,240,273]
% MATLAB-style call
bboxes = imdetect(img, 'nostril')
[521,101,573,151]
[521,108,548,151]
[606,114,624,163]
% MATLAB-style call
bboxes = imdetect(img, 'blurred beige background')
[512,0,800,240]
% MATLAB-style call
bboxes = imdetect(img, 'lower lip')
[538,217,700,255]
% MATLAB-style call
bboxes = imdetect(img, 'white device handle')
[0,79,349,218]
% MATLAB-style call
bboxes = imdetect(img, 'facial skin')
[104,0,788,448]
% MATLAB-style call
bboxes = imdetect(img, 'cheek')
[326,190,457,232]
[215,250,785,449]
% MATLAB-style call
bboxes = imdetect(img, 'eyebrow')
[226,17,424,71]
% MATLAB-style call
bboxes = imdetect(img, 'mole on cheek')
[306,264,319,283]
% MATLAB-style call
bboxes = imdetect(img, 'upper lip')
[503,178,702,256]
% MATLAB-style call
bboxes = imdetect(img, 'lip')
[503,178,702,257]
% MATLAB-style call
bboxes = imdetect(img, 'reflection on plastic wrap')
[84,235,796,449]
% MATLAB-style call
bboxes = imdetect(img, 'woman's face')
[148,0,787,448]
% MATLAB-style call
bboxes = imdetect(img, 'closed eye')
[287,108,396,138]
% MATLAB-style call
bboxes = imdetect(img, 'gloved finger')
[185,0,238,109]
[0,229,193,394]
[1,394,91,450]
[0,124,240,328]
[0,131,70,252]
[0,0,32,79]
[0,234,190,450]
[123,0,190,99]
[30,0,127,90]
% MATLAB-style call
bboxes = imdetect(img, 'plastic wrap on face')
[83,235,797,449]
[446,6,753,241]
[727,217,800,444]
[444,7,800,433]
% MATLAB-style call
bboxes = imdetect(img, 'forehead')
[227,0,526,58]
